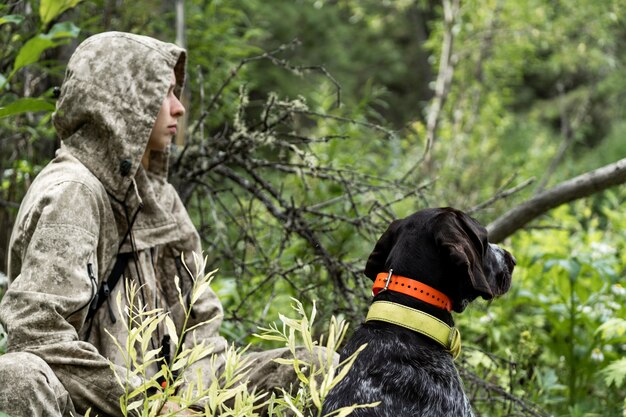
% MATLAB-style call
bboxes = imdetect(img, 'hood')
[53,31,186,203]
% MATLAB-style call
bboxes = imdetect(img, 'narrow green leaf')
[0,98,55,118]
[272,358,296,366]
[0,14,24,26]
[10,22,80,79]
[330,343,367,391]
[309,374,321,409]
[171,356,189,372]
[143,347,161,363]
[164,315,179,347]
[330,403,381,417]
[252,333,285,342]
[12,37,56,76]
[39,0,83,25]
[281,394,305,417]
[47,21,80,39]
[191,281,211,305]
[125,399,143,412]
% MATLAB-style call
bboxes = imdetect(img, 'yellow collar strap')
[365,301,461,359]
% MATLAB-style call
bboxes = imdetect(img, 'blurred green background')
[1,1,625,415]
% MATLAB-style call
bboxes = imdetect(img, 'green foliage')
[8,21,80,81]
[0,1,83,271]
[0,97,55,118]
[184,0,266,130]
[1,2,81,87]
[39,0,83,26]
[420,0,626,212]
[1,1,626,415]
[601,358,626,389]
[255,300,378,416]
[108,253,369,416]
[597,317,626,391]
[0,326,6,355]
[0,14,23,26]
[459,191,626,416]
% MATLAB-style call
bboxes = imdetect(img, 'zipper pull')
[87,263,99,313]
[103,282,117,323]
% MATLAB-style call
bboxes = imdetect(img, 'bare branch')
[206,39,341,113]
[0,198,20,209]
[487,157,626,242]
[459,366,549,417]
[292,109,397,139]
[402,0,460,180]
[212,163,352,294]
[466,176,535,215]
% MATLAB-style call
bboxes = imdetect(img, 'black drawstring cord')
[120,199,142,252]
[106,185,163,369]
[122,199,161,353]
[103,281,116,323]
[82,185,145,339]
[66,263,98,321]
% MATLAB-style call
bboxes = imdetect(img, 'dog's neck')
[365,300,461,359]
[373,291,454,325]
[368,273,460,358]
[371,271,454,326]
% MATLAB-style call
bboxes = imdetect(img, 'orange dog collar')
[372,270,453,312]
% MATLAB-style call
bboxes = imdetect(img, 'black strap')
[86,252,132,323]
[155,335,181,391]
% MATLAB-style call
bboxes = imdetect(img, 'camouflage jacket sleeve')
[0,179,138,417]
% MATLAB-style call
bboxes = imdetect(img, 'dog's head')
[364,207,515,312]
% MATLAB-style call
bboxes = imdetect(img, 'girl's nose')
[171,96,185,117]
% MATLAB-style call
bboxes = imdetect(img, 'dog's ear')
[433,211,494,299]
[364,219,402,281]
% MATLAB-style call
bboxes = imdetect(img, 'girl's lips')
[168,126,177,134]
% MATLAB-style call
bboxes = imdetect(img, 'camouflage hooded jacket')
[0,32,227,416]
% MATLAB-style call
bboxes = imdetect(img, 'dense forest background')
[1,1,626,416]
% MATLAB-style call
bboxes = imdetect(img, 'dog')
[322,207,515,417]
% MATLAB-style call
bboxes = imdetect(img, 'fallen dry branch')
[487,157,626,243]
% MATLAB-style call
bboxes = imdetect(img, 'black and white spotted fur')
[323,207,515,417]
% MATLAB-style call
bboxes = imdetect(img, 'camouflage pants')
[0,352,78,417]
[0,347,336,417]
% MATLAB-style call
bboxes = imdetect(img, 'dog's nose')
[504,251,516,271]
[489,243,516,272]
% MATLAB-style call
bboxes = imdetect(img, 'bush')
[458,192,626,417]
[106,253,374,416]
